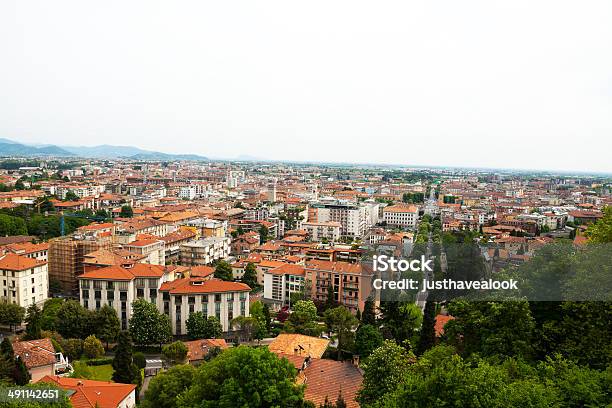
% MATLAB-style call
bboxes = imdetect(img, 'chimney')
[352,355,360,368]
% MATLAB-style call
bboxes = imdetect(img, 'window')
[227,293,234,302]
[106,281,114,290]
[93,280,102,289]
[188,296,195,304]
[107,291,114,300]
[175,296,182,305]
[84,300,88,309]
[202,303,208,316]
[189,304,194,314]
[82,289,89,299]
[214,294,222,302]
[201,295,208,303]
[241,301,246,316]
[94,290,101,299]
[137,288,144,298]
[81,280,90,288]
[120,291,127,301]
[135,278,146,287]
[240,292,247,301]
[149,288,157,299]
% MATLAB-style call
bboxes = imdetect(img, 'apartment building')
[0,253,48,307]
[310,199,369,238]
[159,278,250,335]
[263,263,306,310]
[382,204,419,229]
[305,260,373,313]
[301,221,341,242]
[78,264,169,330]
[179,237,230,266]
[123,238,165,265]
[179,186,197,200]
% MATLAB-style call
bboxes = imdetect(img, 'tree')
[354,324,384,360]
[162,341,188,365]
[24,304,43,340]
[205,316,223,339]
[230,316,261,342]
[0,338,15,383]
[361,296,376,326]
[119,205,133,218]
[83,335,104,359]
[40,298,64,331]
[129,298,172,347]
[0,302,25,331]
[186,311,208,340]
[357,340,414,406]
[585,206,612,243]
[214,260,233,281]
[14,179,26,191]
[324,306,358,360]
[64,190,79,201]
[241,262,257,288]
[95,305,121,349]
[258,225,270,243]
[177,346,305,407]
[415,300,436,356]
[142,364,197,408]
[250,300,270,336]
[262,303,272,332]
[133,352,146,369]
[284,300,322,337]
[112,332,141,389]
[324,284,338,310]
[60,338,83,360]
[56,300,90,339]
[13,356,31,385]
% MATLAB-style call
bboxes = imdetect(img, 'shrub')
[83,335,105,359]
[61,338,84,360]
[162,341,188,365]
[85,357,114,366]
[133,352,146,369]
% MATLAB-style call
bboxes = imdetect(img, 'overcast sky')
[1,1,611,172]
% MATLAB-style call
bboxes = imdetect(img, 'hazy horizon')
[2,1,611,173]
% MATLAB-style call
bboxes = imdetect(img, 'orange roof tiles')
[12,338,56,369]
[38,375,136,408]
[268,263,305,276]
[268,334,329,359]
[0,253,46,271]
[159,277,250,294]
[184,338,228,362]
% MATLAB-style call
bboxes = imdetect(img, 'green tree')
[0,338,16,383]
[230,316,262,342]
[133,352,146,369]
[361,296,376,326]
[56,300,90,339]
[324,306,358,360]
[162,341,188,365]
[324,284,338,310]
[112,332,141,389]
[13,356,31,385]
[250,300,269,336]
[60,338,83,360]
[214,260,233,281]
[585,206,612,243]
[0,302,26,331]
[205,316,223,339]
[95,305,121,349]
[354,324,383,360]
[40,298,63,331]
[258,225,270,243]
[415,300,436,356]
[285,300,322,337]
[241,262,257,288]
[142,364,197,408]
[119,205,134,218]
[177,346,305,408]
[83,335,104,358]
[357,340,414,406]
[24,304,43,340]
[186,311,208,339]
[129,298,172,347]
[64,190,79,201]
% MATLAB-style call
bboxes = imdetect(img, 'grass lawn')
[88,364,114,381]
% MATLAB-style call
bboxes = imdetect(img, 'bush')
[61,338,84,360]
[133,352,146,369]
[85,357,114,366]
[162,341,188,365]
[83,335,104,359]
[70,360,93,379]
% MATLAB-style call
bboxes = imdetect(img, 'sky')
[1,1,611,173]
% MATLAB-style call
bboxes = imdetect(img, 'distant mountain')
[0,140,74,157]
[0,139,207,161]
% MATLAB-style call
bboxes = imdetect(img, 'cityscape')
[0,151,609,407]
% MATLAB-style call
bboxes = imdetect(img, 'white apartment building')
[123,238,166,265]
[310,199,369,238]
[160,277,251,335]
[262,263,306,310]
[179,186,197,200]
[383,204,419,229]
[179,237,231,266]
[0,254,48,307]
[301,221,341,242]
[78,264,170,330]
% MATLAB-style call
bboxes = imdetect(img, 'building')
[301,221,341,242]
[310,199,369,238]
[184,338,228,364]
[78,264,169,330]
[305,260,373,313]
[48,233,112,294]
[0,253,48,307]
[382,204,419,229]
[159,277,250,335]
[179,237,231,266]
[12,338,71,382]
[179,186,197,200]
[123,237,165,265]
[38,376,137,408]
[263,263,306,310]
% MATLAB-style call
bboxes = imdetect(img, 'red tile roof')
[12,338,57,369]
[159,277,250,294]
[434,314,454,337]
[0,253,46,271]
[38,375,136,408]
[184,338,228,362]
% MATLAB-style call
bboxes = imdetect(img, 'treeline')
[0,205,90,239]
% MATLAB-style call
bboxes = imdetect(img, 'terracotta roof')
[129,263,165,278]
[268,334,329,359]
[12,338,56,369]
[268,263,305,276]
[0,253,46,271]
[383,204,419,213]
[38,375,136,408]
[305,260,363,275]
[277,354,362,408]
[159,277,250,294]
[434,314,454,337]
[78,265,135,281]
[189,265,215,278]
[184,338,228,362]
[124,238,161,247]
